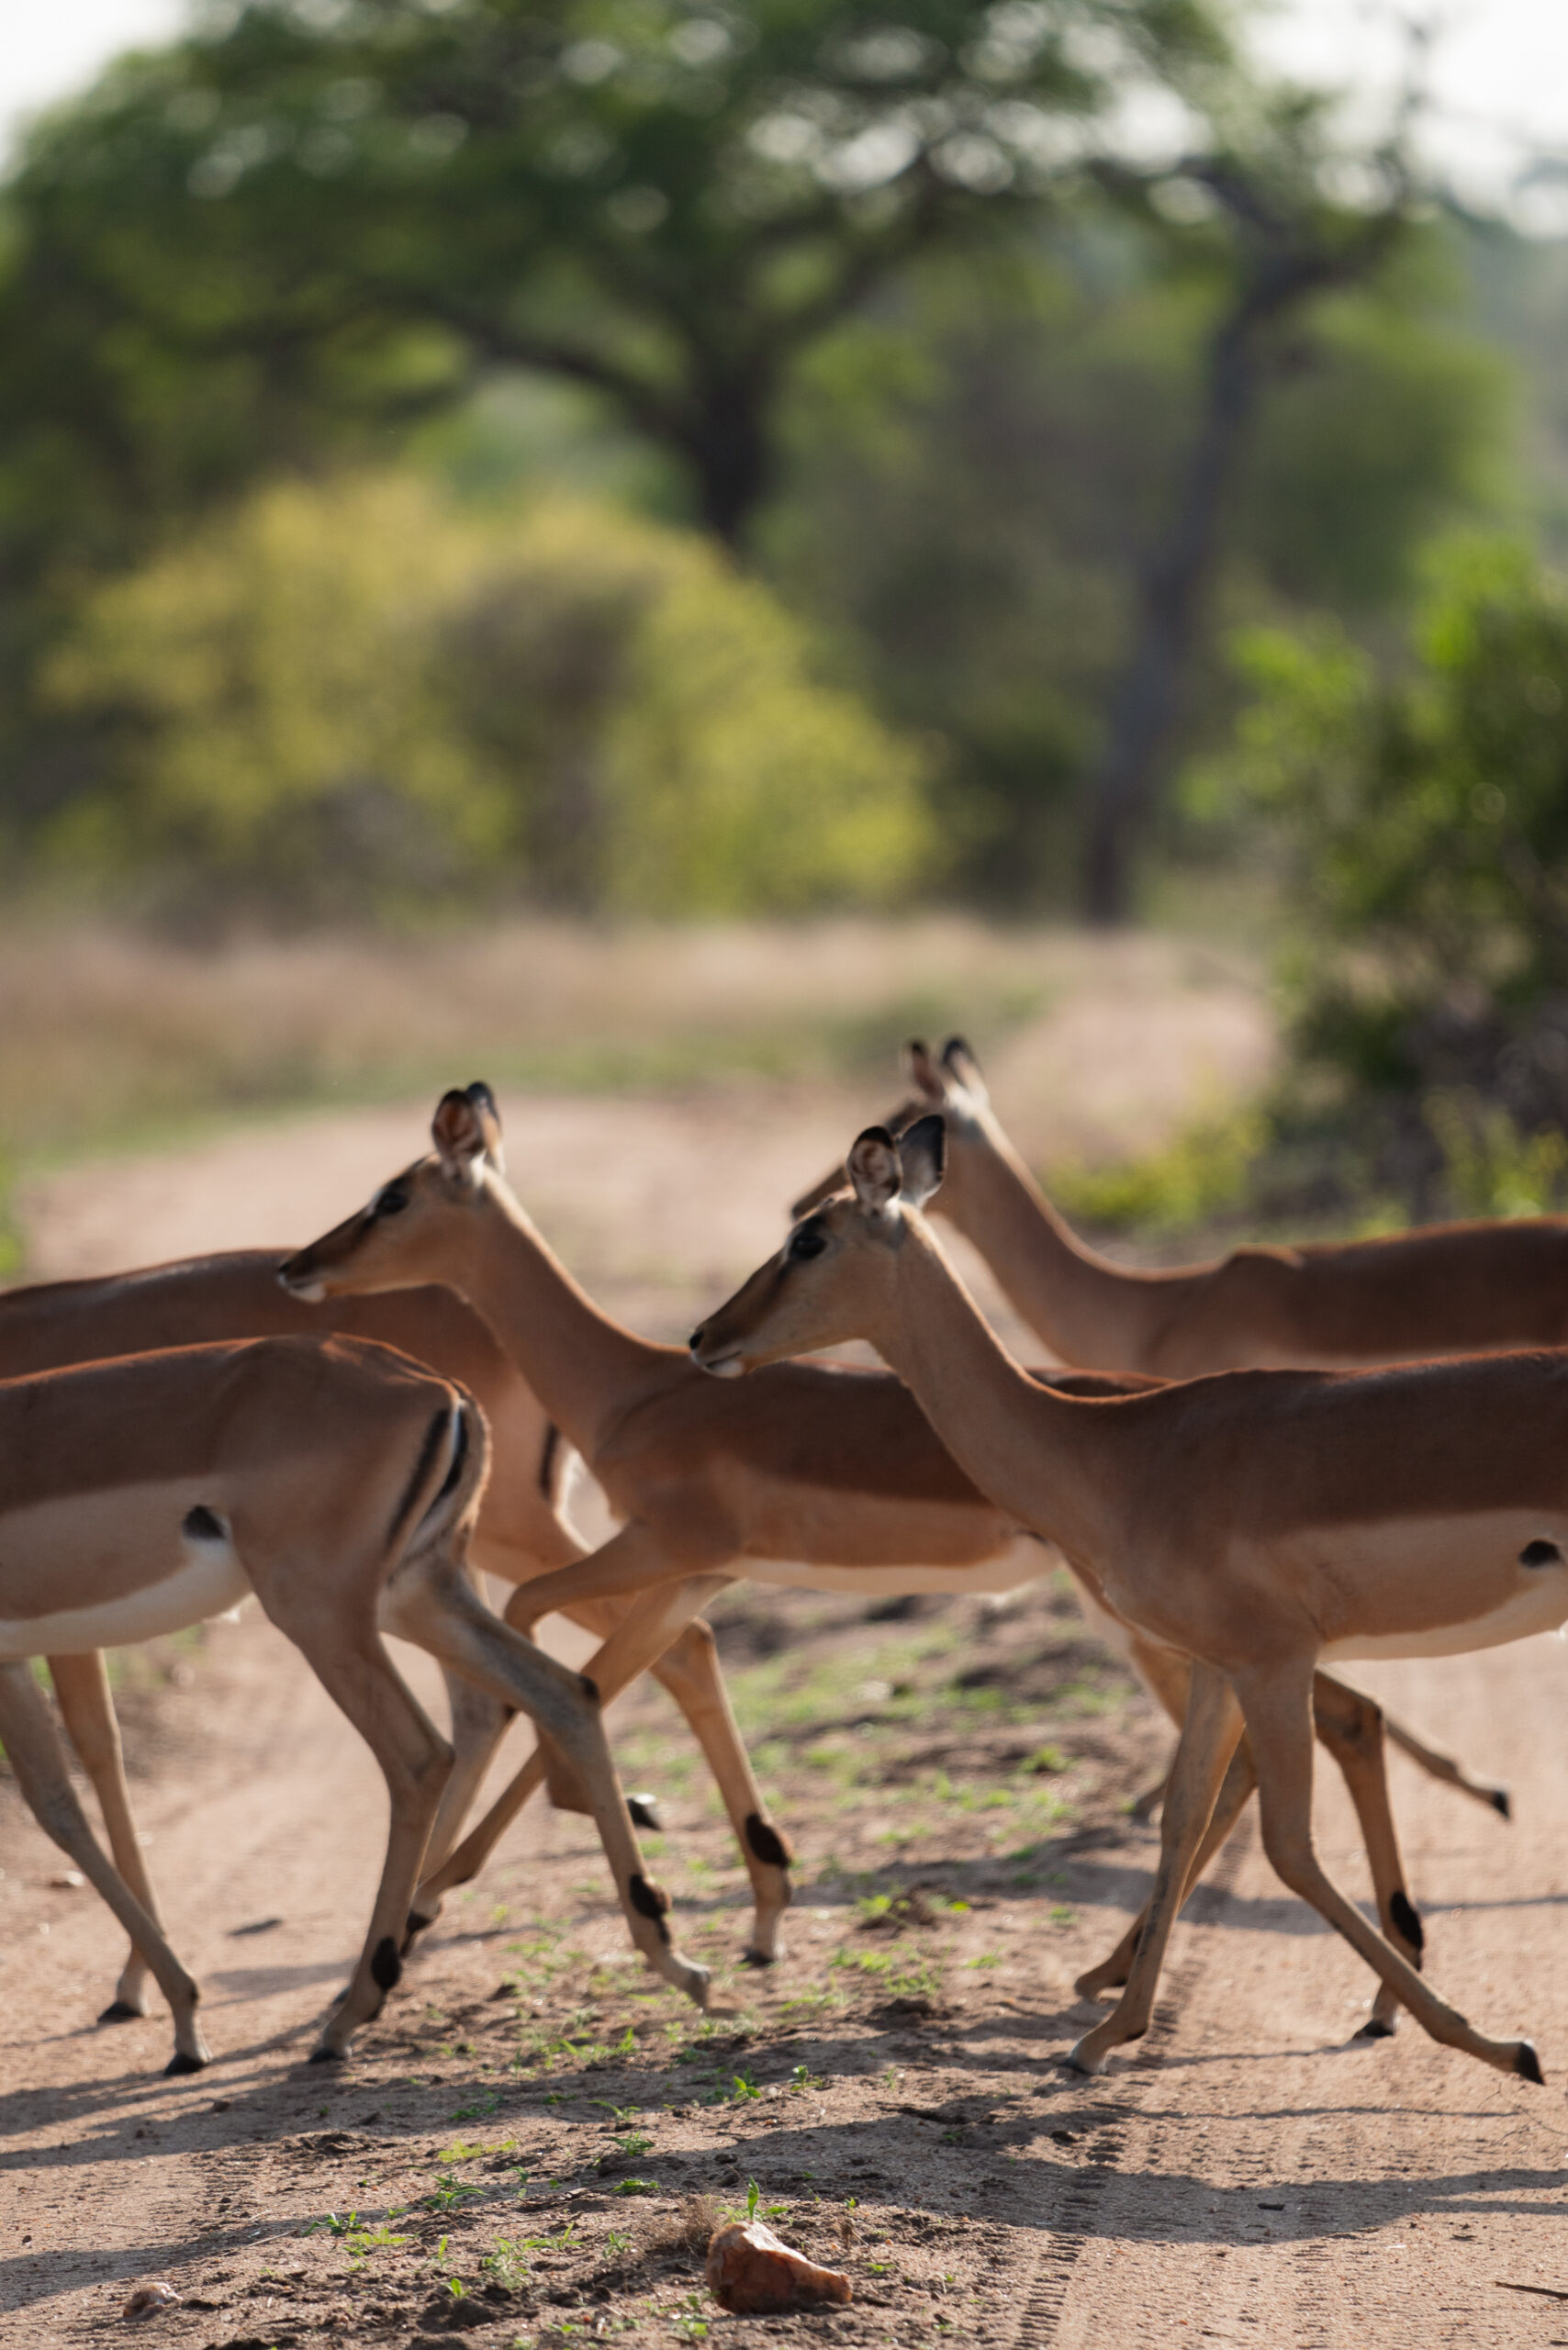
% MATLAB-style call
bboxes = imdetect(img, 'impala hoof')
[740,1948,778,1969]
[627,1792,664,1831]
[99,1999,144,2025]
[1492,1787,1512,1820]
[164,2049,209,2077]
[1062,2034,1105,2076]
[1353,2016,1397,2040]
[308,2043,344,2065]
[1516,2041,1544,2085]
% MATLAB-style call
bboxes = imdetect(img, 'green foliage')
[774,232,1504,905]
[1052,1101,1266,1231]
[1214,536,1568,1203]
[43,475,931,921]
[0,0,1227,555]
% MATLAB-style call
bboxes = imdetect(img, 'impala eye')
[374,1185,410,1217]
[790,1225,827,1261]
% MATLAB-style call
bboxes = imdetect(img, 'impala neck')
[938,1115,1173,1371]
[865,1214,1124,1567]
[453,1177,673,1460]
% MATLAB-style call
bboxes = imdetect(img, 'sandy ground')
[4,1056,1568,2348]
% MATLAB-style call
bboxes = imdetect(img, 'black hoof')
[627,1793,664,1831]
[405,1910,434,1942]
[1492,1787,1513,1820]
[1353,2017,1397,2040]
[98,1999,142,2025]
[739,1949,777,1969]
[164,2050,208,2076]
[1516,2040,1544,2085]
[308,2044,343,2065]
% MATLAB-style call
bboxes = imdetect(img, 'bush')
[1212,536,1568,1209]
[43,476,932,923]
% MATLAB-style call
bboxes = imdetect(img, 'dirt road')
[4,1081,1568,2348]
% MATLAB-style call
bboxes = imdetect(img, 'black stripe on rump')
[387,1404,459,1553]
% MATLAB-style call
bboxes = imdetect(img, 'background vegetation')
[3,0,1568,1216]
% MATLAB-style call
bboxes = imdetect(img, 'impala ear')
[431,1089,491,1185]
[846,1125,902,1213]
[941,1035,989,1104]
[908,1039,946,1102]
[464,1080,505,1172]
[897,1113,946,1208]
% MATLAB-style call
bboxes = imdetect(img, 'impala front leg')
[1076,1736,1257,2001]
[49,1651,170,2023]
[395,1567,711,2009]
[409,1575,733,1930]
[0,1663,211,2075]
[1068,1662,1243,2074]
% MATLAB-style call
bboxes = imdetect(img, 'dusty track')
[3,1078,1567,2347]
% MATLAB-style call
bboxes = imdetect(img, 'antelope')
[279,1086,1462,2036]
[691,1115,1568,2084]
[0,1335,705,2075]
[1,1228,787,2026]
[797,1035,1517,1834]
[796,1035,1568,1378]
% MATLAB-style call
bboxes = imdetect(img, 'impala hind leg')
[1382,1707,1510,1820]
[0,1662,210,2074]
[49,1651,168,2022]
[1310,1675,1423,2038]
[391,1568,711,2009]
[1067,1662,1243,2075]
[274,1623,454,2061]
[1239,1661,1540,2083]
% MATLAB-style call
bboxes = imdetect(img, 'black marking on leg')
[1492,1786,1513,1820]
[628,1874,671,1944]
[371,1936,402,1992]
[183,1504,226,1542]
[1388,1888,1424,1954]
[627,1792,664,1831]
[745,1812,794,1869]
[580,1674,600,1706]
[164,2050,207,2076]
[1521,1539,1562,1567]
[1517,2040,1545,2085]
[538,1420,563,1501]
[98,1999,140,2024]
[308,2044,343,2065]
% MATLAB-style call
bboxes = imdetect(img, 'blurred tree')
[1078,95,1425,921]
[770,220,1502,907]
[42,475,931,923]
[0,0,1227,555]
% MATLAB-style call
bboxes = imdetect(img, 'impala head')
[692,1113,946,1376]
[279,1082,506,1301]
[788,1035,990,1221]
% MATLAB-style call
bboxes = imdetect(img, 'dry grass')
[0,912,1271,1171]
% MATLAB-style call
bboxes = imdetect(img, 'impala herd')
[6,1045,1567,2093]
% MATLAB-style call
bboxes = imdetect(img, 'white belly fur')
[1323,1565,1568,1662]
[0,1541,250,1661]
[741,1531,1055,1599]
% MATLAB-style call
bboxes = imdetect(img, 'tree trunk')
[685,373,774,553]
[1081,301,1262,924]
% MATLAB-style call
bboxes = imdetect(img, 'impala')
[279,1086,1462,2034]
[1,1334,705,2075]
[796,1035,1568,1378]
[692,1116,1563,2084]
[3,1230,784,2019]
